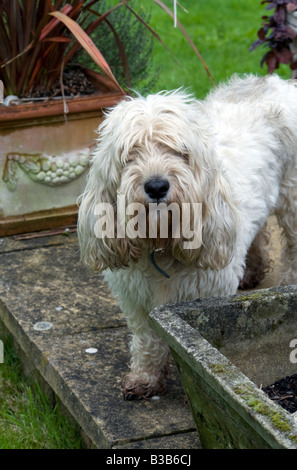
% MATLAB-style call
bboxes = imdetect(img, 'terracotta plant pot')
[0,88,123,236]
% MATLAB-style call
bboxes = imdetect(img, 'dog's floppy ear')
[77,162,117,271]
[77,107,142,271]
[78,182,142,271]
[197,170,239,270]
[77,106,120,271]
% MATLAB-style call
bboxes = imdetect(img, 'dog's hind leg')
[122,310,170,400]
[238,222,272,290]
[275,181,297,286]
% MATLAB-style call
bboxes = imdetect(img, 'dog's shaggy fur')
[78,74,297,399]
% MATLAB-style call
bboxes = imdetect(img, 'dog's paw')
[122,372,167,400]
[238,277,259,290]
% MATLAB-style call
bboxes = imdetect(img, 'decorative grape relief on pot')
[3,148,91,191]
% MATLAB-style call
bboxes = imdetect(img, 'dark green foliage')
[251,0,297,73]
[75,1,157,93]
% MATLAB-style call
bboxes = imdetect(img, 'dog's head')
[78,90,238,272]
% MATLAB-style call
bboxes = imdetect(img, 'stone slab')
[150,291,297,449]
[162,286,297,388]
[0,240,125,332]
[0,233,198,449]
[0,214,283,448]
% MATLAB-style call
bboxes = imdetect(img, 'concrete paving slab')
[0,241,125,332]
[31,328,198,448]
[0,215,282,449]
[0,233,198,449]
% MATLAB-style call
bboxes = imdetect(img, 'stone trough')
[149,285,297,449]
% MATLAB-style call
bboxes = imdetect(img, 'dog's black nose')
[144,178,170,201]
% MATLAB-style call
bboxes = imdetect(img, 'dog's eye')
[169,148,189,162]
[125,153,136,164]
[180,153,190,162]
[172,145,190,163]
[123,146,143,164]
[122,152,136,165]
[174,151,189,163]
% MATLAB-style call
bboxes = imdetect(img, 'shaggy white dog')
[78,74,297,399]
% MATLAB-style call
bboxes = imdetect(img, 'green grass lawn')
[0,331,83,449]
[143,0,291,98]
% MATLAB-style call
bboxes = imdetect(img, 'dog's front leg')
[122,310,170,400]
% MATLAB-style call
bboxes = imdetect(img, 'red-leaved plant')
[0,0,214,99]
[251,0,297,74]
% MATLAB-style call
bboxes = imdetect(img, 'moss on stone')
[232,291,288,304]
[270,413,292,433]
[209,363,226,374]
[233,384,293,434]
[246,398,271,416]
[289,434,297,445]
[233,384,254,396]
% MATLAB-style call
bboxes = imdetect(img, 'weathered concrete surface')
[0,233,199,449]
[150,303,297,449]
[164,285,297,388]
[149,217,297,449]
[0,214,286,448]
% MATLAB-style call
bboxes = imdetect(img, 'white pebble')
[85,348,98,354]
[33,321,53,331]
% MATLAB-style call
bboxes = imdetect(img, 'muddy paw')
[122,373,167,400]
[238,277,259,290]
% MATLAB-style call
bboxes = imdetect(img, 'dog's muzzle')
[144,177,170,201]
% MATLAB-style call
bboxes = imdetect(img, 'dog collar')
[150,249,170,279]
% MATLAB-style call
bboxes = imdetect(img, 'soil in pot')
[16,65,99,100]
[263,374,297,414]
